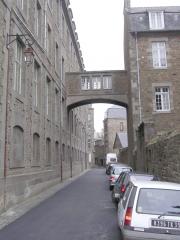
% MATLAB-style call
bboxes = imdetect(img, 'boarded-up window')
[11,126,24,168]
[32,133,40,166]
[46,138,51,166]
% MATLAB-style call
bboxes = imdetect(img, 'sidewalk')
[0,170,89,230]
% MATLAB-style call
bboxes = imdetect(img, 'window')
[62,143,65,161]
[33,133,40,166]
[17,0,23,9]
[152,42,167,68]
[155,87,170,111]
[55,43,59,72]
[47,24,51,57]
[149,11,164,30]
[103,76,112,89]
[137,188,180,215]
[92,76,101,89]
[12,126,24,168]
[81,76,90,90]
[46,78,51,116]
[14,41,24,94]
[33,61,40,107]
[120,122,124,131]
[44,10,47,49]
[55,88,59,122]
[47,0,52,9]
[61,57,64,82]
[62,15,65,40]
[46,138,51,166]
[35,1,41,40]
[56,0,60,25]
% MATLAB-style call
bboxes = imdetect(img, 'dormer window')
[149,11,164,30]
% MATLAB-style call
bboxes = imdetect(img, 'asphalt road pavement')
[0,169,122,240]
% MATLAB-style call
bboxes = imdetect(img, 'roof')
[132,180,180,190]
[113,132,128,149]
[127,6,180,33]
[104,107,127,120]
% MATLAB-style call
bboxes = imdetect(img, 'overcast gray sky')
[69,0,180,132]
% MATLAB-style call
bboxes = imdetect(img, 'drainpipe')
[135,32,142,124]
[3,5,11,209]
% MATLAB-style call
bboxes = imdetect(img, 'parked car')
[117,180,180,240]
[109,165,133,190]
[112,172,159,203]
[106,162,127,175]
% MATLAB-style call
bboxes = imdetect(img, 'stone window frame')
[149,11,165,30]
[152,83,173,114]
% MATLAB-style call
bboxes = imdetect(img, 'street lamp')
[6,33,35,66]
[24,47,34,66]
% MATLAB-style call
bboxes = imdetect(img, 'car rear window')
[136,188,180,215]
[130,175,154,181]
[114,168,131,175]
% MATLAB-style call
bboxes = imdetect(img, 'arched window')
[11,126,24,168]
[46,138,51,166]
[32,133,40,166]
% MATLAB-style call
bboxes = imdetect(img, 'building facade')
[124,0,180,168]
[103,107,127,155]
[0,0,93,212]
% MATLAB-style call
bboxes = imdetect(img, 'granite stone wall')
[146,131,180,183]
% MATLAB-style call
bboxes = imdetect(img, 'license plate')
[114,193,120,198]
[151,219,180,229]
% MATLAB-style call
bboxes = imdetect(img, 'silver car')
[117,180,180,240]
[109,165,133,190]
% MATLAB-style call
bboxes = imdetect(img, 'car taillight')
[120,184,126,193]
[110,176,115,181]
[124,207,132,226]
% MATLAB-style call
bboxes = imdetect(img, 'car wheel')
[111,190,115,203]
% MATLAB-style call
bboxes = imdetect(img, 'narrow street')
[0,169,121,240]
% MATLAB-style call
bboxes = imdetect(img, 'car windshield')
[113,168,131,175]
[136,188,180,215]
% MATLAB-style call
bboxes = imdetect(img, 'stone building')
[103,107,127,155]
[94,139,105,166]
[124,0,180,169]
[0,0,93,212]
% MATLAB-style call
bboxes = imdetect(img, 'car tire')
[111,191,115,202]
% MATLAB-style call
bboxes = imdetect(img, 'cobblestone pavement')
[0,168,122,240]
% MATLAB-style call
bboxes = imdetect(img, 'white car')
[117,180,180,240]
